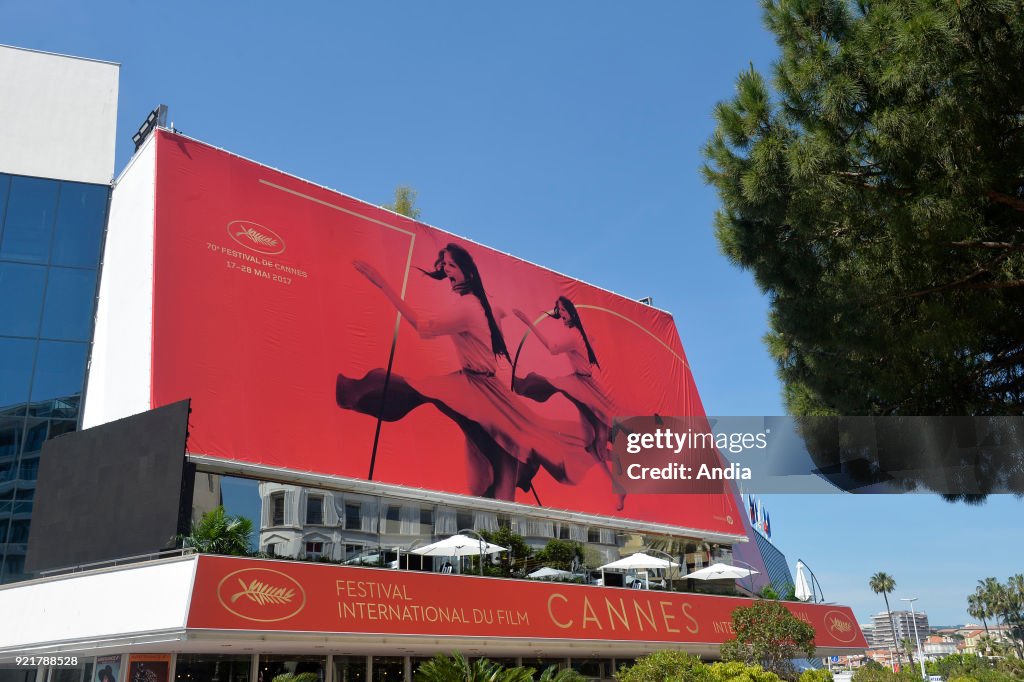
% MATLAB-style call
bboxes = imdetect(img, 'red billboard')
[150,130,739,534]
[188,556,867,650]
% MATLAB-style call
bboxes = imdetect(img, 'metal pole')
[730,558,759,596]
[458,528,488,576]
[797,558,826,603]
[642,548,679,591]
[901,597,926,680]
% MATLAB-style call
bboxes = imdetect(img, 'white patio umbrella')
[683,562,759,580]
[528,567,574,580]
[598,552,680,590]
[598,552,679,571]
[794,561,813,602]
[411,534,507,557]
[411,534,507,575]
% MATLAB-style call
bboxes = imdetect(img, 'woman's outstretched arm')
[353,260,420,329]
[513,308,558,354]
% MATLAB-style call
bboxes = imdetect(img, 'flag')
[765,510,772,538]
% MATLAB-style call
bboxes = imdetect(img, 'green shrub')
[615,650,711,682]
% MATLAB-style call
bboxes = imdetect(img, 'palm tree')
[968,591,992,655]
[870,572,904,665]
[1005,574,1024,659]
[176,506,253,555]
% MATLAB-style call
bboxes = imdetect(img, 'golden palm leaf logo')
[230,578,296,606]
[824,610,858,642]
[829,616,852,633]
[226,220,286,255]
[235,227,279,249]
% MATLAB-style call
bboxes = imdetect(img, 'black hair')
[419,243,510,361]
[553,295,599,367]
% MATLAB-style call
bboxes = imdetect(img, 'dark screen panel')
[25,400,192,573]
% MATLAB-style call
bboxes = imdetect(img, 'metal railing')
[36,547,197,578]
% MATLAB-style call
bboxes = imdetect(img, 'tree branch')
[986,190,1024,213]
[964,280,1024,290]
[950,241,1024,250]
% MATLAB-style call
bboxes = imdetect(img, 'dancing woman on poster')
[513,297,627,510]
[336,243,590,501]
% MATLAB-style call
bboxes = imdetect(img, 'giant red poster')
[151,130,739,534]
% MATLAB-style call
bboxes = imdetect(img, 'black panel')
[24,400,191,574]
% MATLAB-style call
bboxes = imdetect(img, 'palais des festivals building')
[0,45,866,682]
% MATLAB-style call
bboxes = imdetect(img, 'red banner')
[150,130,739,534]
[187,556,866,649]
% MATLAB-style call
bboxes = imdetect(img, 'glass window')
[0,418,24,458]
[175,654,252,682]
[0,458,15,483]
[333,656,367,682]
[257,655,324,682]
[385,505,401,533]
[419,507,433,534]
[522,659,565,679]
[304,541,323,558]
[29,340,87,403]
[17,455,38,482]
[570,658,611,677]
[1,554,25,582]
[51,182,108,268]
[456,510,472,531]
[588,527,601,543]
[9,520,29,543]
[40,267,97,341]
[271,493,285,526]
[0,338,35,410]
[345,503,361,529]
[0,176,59,264]
[50,668,86,682]
[369,657,403,682]
[306,494,323,524]
[0,262,47,337]
[21,418,48,454]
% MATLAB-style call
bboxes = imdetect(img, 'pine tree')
[703,0,1024,417]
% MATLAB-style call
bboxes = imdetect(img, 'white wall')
[82,135,156,428]
[0,559,195,652]
[0,44,118,184]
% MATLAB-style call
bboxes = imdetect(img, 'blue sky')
[4,1,1021,626]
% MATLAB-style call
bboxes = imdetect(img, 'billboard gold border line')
[576,304,689,368]
[258,178,417,480]
[259,179,416,237]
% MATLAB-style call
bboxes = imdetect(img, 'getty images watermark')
[609,416,1024,495]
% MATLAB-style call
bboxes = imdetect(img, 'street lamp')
[796,558,826,604]
[730,558,761,596]
[900,597,927,680]
[457,528,489,576]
